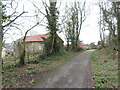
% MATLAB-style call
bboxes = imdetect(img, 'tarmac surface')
[33,50,94,88]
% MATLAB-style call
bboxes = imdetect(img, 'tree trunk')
[50,33,58,53]
[53,35,57,52]
[118,13,120,59]
[66,38,69,51]
[18,23,39,65]
[117,2,120,88]
[19,40,25,65]
[0,1,2,89]
[19,50,25,65]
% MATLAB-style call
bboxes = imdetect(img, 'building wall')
[13,41,45,58]
[2,47,6,58]
[26,42,44,54]
[13,35,64,57]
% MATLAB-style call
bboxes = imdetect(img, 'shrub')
[44,36,64,55]
[26,58,39,64]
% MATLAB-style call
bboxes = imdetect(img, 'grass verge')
[2,51,81,88]
[91,49,118,88]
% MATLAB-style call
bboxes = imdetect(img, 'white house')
[2,47,7,58]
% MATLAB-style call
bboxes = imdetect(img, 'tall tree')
[1,1,26,66]
[116,1,120,87]
[98,1,107,48]
[98,1,117,56]
[18,23,39,65]
[60,3,72,51]
[63,1,88,51]
[45,0,60,53]
[0,1,2,89]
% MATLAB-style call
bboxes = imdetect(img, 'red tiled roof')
[25,33,50,42]
[79,44,85,48]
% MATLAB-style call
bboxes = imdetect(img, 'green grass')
[27,66,35,70]
[25,70,35,74]
[2,56,19,68]
[91,49,118,88]
[2,54,40,68]
[41,61,52,65]
[2,51,80,88]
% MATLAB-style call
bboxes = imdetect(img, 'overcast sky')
[3,0,106,45]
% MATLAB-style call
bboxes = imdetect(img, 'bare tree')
[62,1,89,51]
[0,1,2,89]
[2,1,26,35]
[0,0,29,67]
[13,14,45,65]
[59,3,72,51]
[98,1,118,53]
[0,0,25,68]
[116,2,120,87]
[32,0,62,54]
[98,0,120,66]
[98,1,107,48]
[17,23,39,65]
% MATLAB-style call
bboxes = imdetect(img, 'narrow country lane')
[33,50,94,88]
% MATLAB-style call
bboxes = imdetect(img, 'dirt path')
[33,50,94,88]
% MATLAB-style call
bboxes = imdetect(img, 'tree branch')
[23,23,39,41]
[2,11,27,28]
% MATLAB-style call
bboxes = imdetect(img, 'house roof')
[79,44,85,48]
[25,33,50,42]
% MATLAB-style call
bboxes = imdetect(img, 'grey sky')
[3,0,104,45]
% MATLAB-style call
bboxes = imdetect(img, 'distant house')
[14,33,64,56]
[2,47,7,58]
[2,43,14,58]
[79,43,85,48]
[79,43,91,50]
[4,43,14,56]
